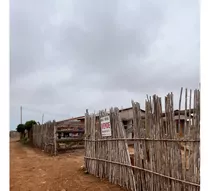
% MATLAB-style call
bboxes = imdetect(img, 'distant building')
[56,107,145,139]
[56,108,193,139]
[10,130,19,138]
[120,107,145,138]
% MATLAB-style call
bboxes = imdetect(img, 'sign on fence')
[100,115,112,137]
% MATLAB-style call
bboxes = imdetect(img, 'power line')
[22,106,70,118]
[20,106,22,124]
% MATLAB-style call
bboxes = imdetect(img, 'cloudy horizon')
[10,0,200,130]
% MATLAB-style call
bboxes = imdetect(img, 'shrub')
[16,124,25,133]
[25,120,37,131]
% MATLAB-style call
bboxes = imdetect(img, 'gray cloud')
[10,0,200,129]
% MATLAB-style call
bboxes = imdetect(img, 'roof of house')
[56,107,194,124]
[119,107,145,113]
[56,106,145,123]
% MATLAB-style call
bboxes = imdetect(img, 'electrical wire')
[22,106,70,118]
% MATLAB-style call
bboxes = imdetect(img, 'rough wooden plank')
[56,130,84,133]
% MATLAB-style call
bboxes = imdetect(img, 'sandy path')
[10,139,125,191]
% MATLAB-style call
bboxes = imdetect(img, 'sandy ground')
[10,139,125,191]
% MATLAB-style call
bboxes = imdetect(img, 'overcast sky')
[10,0,200,129]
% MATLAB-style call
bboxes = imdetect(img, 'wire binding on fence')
[84,138,200,142]
[84,156,200,187]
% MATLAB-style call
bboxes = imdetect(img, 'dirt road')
[10,139,125,191]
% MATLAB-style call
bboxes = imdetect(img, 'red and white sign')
[100,116,112,137]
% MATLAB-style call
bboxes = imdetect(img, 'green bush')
[25,120,37,131]
[16,124,25,133]
[16,124,25,139]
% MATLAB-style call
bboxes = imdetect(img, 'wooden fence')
[32,120,85,155]
[32,121,57,155]
[84,88,200,191]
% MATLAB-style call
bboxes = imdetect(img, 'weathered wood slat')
[85,108,136,191]
[56,130,84,133]
[57,125,84,129]
[32,121,56,155]
[56,138,84,143]
[57,145,84,151]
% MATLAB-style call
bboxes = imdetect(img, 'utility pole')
[42,114,44,125]
[20,106,22,124]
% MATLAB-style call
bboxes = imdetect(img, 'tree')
[25,120,37,131]
[16,124,25,133]
[24,120,37,143]
[16,124,25,139]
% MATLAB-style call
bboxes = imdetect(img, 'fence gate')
[84,89,200,191]
[56,120,85,153]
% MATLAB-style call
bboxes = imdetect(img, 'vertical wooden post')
[54,121,57,156]
[42,114,44,125]
[178,88,183,136]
